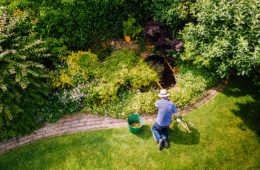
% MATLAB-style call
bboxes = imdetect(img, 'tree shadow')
[132,125,152,140]
[232,101,260,137]
[168,126,200,145]
[222,77,260,137]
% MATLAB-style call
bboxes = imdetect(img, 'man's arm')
[172,105,179,118]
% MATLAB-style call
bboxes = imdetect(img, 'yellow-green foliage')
[128,61,158,89]
[54,51,98,88]
[168,65,216,108]
[55,49,216,117]
[124,90,158,114]
[55,49,159,104]
[93,49,159,103]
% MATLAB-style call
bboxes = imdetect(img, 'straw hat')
[158,89,170,98]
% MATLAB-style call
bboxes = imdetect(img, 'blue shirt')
[155,98,177,126]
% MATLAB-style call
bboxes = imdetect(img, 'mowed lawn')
[0,78,259,170]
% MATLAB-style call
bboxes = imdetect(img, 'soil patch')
[145,54,176,89]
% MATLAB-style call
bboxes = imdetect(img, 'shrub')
[53,51,99,88]
[181,0,260,79]
[2,0,152,50]
[0,9,52,140]
[146,0,181,30]
[42,84,86,123]
[54,49,159,117]
[144,0,195,32]
[90,49,159,103]
[85,61,217,117]
[144,21,184,54]
[169,64,217,108]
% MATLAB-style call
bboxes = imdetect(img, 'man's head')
[158,89,170,98]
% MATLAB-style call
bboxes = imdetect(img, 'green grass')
[0,78,259,170]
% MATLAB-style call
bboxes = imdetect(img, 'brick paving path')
[0,82,225,155]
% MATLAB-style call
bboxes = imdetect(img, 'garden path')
[0,82,225,155]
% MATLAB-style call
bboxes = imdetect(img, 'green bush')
[84,61,216,117]
[42,86,84,123]
[2,0,152,50]
[53,51,99,88]
[147,0,181,29]
[169,64,217,108]
[86,49,159,103]
[0,10,51,140]
[181,0,260,79]
[53,49,159,117]
[144,0,194,34]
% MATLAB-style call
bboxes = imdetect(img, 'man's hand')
[172,112,181,119]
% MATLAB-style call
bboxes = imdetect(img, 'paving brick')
[61,125,71,130]
[71,120,80,124]
[70,122,86,128]
[63,121,72,126]
[79,118,89,123]
[85,121,103,126]
[31,135,40,141]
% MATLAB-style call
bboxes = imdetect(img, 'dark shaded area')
[168,126,200,145]
[145,54,176,88]
[222,77,260,136]
[6,0,151,50]
[132,125,151,140]
[144,21,184,53]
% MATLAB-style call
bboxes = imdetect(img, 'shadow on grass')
[168,126,200,145]
[133,125,152,140]
[133,124,200,145]
[232,101,260,137]
[222,77,260,137]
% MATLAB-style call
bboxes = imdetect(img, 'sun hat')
[158,89,170,98]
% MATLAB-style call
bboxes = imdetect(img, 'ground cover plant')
[0,78,259,169]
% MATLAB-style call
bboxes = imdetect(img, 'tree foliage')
[1,0,152,50]
[181,0,260,79]
[0,9,52,139]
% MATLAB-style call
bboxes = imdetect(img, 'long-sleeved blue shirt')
[155,98,177,126]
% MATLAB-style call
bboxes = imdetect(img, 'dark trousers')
[151,122,169,143]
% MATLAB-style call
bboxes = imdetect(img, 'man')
[151,89,178,151]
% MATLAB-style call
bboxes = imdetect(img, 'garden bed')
[51,47,217,118]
